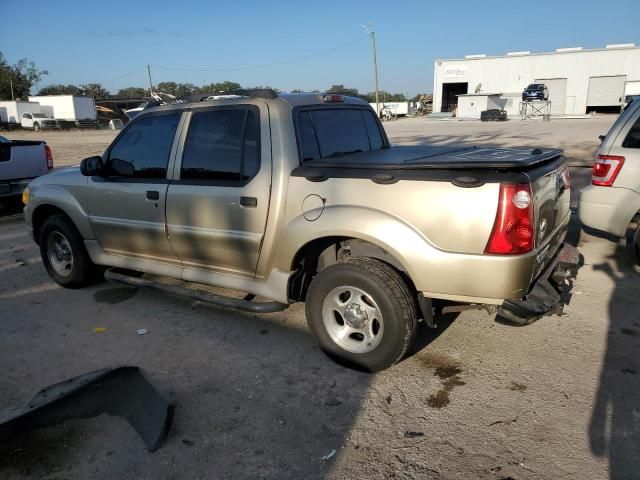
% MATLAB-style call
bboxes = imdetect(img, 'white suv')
[579,100,640,261]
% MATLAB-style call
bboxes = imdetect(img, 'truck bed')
[0,139,49,196]
[299,145,563,170]
[292,145,566,184]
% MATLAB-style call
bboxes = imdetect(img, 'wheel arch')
[32,204,69,244]
[287,236,417,302]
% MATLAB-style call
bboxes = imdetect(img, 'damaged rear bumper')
[497,243,580,325]
[0,366,173,451]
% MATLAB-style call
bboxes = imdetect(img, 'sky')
[1,0,638,97]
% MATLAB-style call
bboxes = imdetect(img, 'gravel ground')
[1,115,639,479]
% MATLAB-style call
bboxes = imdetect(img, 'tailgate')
[530,156,571,250]
[0,141,48,181]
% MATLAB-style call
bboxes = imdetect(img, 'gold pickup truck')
[23,90,578,371]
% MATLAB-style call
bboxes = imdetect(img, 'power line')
[101,66,147,85]
[154,36,368,73]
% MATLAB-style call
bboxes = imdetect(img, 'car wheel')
[39,214,101,288]
[33,122,40,132]
[305,257,418,372]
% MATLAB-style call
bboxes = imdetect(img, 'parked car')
[0,135,53,199]
[21,112,59,131]
[23,90,578,371]
[522,84,549,102]
[579,99,640,262]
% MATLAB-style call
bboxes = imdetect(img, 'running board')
[104,268,289,314]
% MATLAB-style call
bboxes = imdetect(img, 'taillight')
[44,144,54,170]
[592,154,624,186]
[323,94,345,102]
[485,184,534,255]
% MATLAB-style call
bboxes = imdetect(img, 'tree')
[156,81,197,98]
[326,84,362,98]
[115,86,147,98]
[364,90,407,103]
[80,83,109,99]
[37,84,82,95]
[199,81,242,93]
[0,52,48,100]
[245,85,280,93]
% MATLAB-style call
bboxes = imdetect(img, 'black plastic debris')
[0,366,173,451]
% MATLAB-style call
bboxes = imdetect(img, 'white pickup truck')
[20,112,60,131]
[0,136,53,199]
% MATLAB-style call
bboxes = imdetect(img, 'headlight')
[22,187,30,205]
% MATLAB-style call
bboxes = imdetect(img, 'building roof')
[437,43,639,62]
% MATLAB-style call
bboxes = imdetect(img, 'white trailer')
[368,102,412,118]
[0,101,42,128]
[27,95,97,128]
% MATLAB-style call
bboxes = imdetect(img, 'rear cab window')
[296,108,385,162]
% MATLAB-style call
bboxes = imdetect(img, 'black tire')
[39,214,101,288]
[33,122,40,132]
[305,257,418,372]
[626,214,640,266]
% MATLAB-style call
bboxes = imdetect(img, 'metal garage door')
[625,80,640,96]
[587,76,626,106]
[535,78,567,115]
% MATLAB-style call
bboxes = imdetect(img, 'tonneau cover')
[307,145,563,170]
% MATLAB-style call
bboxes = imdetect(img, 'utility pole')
[363,23,380,117]
[147,64,154,96]
[9,76,15,101]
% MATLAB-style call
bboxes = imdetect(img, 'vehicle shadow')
[588,242,640,479]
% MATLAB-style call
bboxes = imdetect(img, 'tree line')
[0,52,423,102]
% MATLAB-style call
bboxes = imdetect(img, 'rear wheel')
[39,214,101,288]
[305,257,418,372]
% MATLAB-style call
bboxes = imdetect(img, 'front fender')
[25,181,94,240]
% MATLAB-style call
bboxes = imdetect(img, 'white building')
[433,44,640,116]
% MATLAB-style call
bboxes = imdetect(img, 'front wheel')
[33,122,40,132]
[39,214,101,288]
[305,257,418,372]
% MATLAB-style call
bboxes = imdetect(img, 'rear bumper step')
[497,243,580,325]
[104,268,289,314]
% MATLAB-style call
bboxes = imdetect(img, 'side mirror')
[110,158,135,177]
[80,156,104,176]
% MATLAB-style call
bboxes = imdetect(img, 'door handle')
[239,196,257,208]
[146,190,160,201]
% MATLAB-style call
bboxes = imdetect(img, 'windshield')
[527,84,544,90]
[32,113,49,118]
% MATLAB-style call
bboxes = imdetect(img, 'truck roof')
[137,91,370,116]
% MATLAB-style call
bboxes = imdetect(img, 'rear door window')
[180,107,260,183]
[108,113,180,178]
[297,108,384,161]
